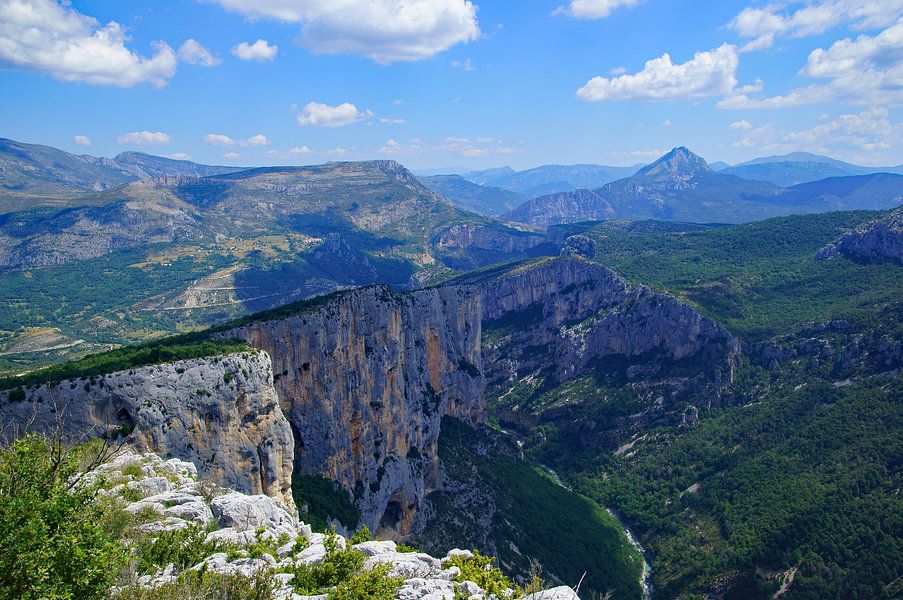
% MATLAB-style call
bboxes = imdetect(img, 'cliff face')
[0,352,294,507]
[220,284,484,538]
[818,207,903,265]
[471,257,740,417]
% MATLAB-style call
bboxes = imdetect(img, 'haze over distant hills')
[721,151,903,187]
[502,147,903,225]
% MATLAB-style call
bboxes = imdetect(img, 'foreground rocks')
[90,450,581,600]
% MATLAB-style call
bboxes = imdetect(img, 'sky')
[0,0,902,171]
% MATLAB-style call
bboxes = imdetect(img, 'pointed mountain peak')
[635,147,711,180]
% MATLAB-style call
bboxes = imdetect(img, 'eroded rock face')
[221,285,485,538]
[472,257,739,390]
[0,352,294,507]
[818,207,903,265]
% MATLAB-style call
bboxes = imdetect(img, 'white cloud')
[73,135,92,146]
[451,58,474,71]
[206,0,479,63]
[379,117,407,125]
[661,119,672,127]
[577,44,739,101]
[323,147,349,156]
[732,108,903,159]
[177,39,220,66]
[626,148,664,158]
[232,39,278,61]
[0,0,176,87]
[204,133,270,146]
[164,152,192,160]
[730,120,751,130]
[720,18,903,108]
[223,152,241,159]
[117,131,171,145]
[245,134,269,146]
[555,0,642,19]
[730,0,903,51]
[290,146,312,154]
[296,102,373,127]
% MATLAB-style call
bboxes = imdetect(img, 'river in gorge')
[540,465,654,599]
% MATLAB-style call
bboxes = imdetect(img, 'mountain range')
[502,147,903,225]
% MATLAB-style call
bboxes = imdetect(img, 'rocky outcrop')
[89,450,569,599]
[503,189,615,227]
[220,285,485,538]
[817,207,903,264]
[0,351,294,507]
[468,256,740,401]
[433,223,549,270]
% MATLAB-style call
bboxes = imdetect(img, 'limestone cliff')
[818,207,903,265]
[219,284,484,538]
[0,351,294,507]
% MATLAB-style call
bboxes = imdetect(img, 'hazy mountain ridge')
[504,147,903,226]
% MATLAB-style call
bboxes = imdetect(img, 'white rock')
[205,527,257,547]
[211,492,296,535]
[364,551,442,579]
[353,540,397,557]
[524,587,581,600]
[164,501,214,527]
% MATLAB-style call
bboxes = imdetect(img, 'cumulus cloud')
[0,0,176,87]
[720,18,903,108]
[555,0,642,19]
[730,0,903,51]
[732,108,903,160]
[73,135,92,146]
[232,39,278,61]
[577,44,739,101]
[730,120,752,130]
[177,39,220,66]
[223,152,241,159]
[296,102,373,127]
[379,117,407,125]
[204,133,270,146]
[117,131,171,145]
[164,152,192,160]
[206,0,479,63]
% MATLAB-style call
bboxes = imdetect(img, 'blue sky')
[1,0,901,170]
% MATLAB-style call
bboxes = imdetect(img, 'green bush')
[329,563,403,600]
[350,525,372,545]
[112,570,274,600]
[0,435,126,600]
[289,529,366,594]
[134,524,240,575]
[444,550,516,596]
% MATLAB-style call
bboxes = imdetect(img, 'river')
[540,465,654,599]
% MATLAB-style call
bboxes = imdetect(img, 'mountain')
[461,166,517,185]
[723,151,903,186]
[0,151,549,373]
[417,174,526,216]
[503,148,903,226]
[0,137,243,213]
[480,164,639,198]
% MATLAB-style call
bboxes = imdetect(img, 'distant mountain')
[417,174,526,216]
[503,148,903,226]
[479,164,639,198]
[113,152,244,179]
[0,138,243,213]
[709,161,731,171]
[723,152,903,187]
[504,148,781,225]
[462,166,517,185]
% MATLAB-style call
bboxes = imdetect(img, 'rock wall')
[472,257,740,392]
[220,284,485,538]
[0,351,294,507]
[818,207,903,265]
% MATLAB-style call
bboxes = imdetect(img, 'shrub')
[350,525,372,545]
[0,434,126,600]
[444,550,516,597]
[112,570,274,600]
[134,524,239,575]
[329,563,403,600]
[289,529,366,594]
